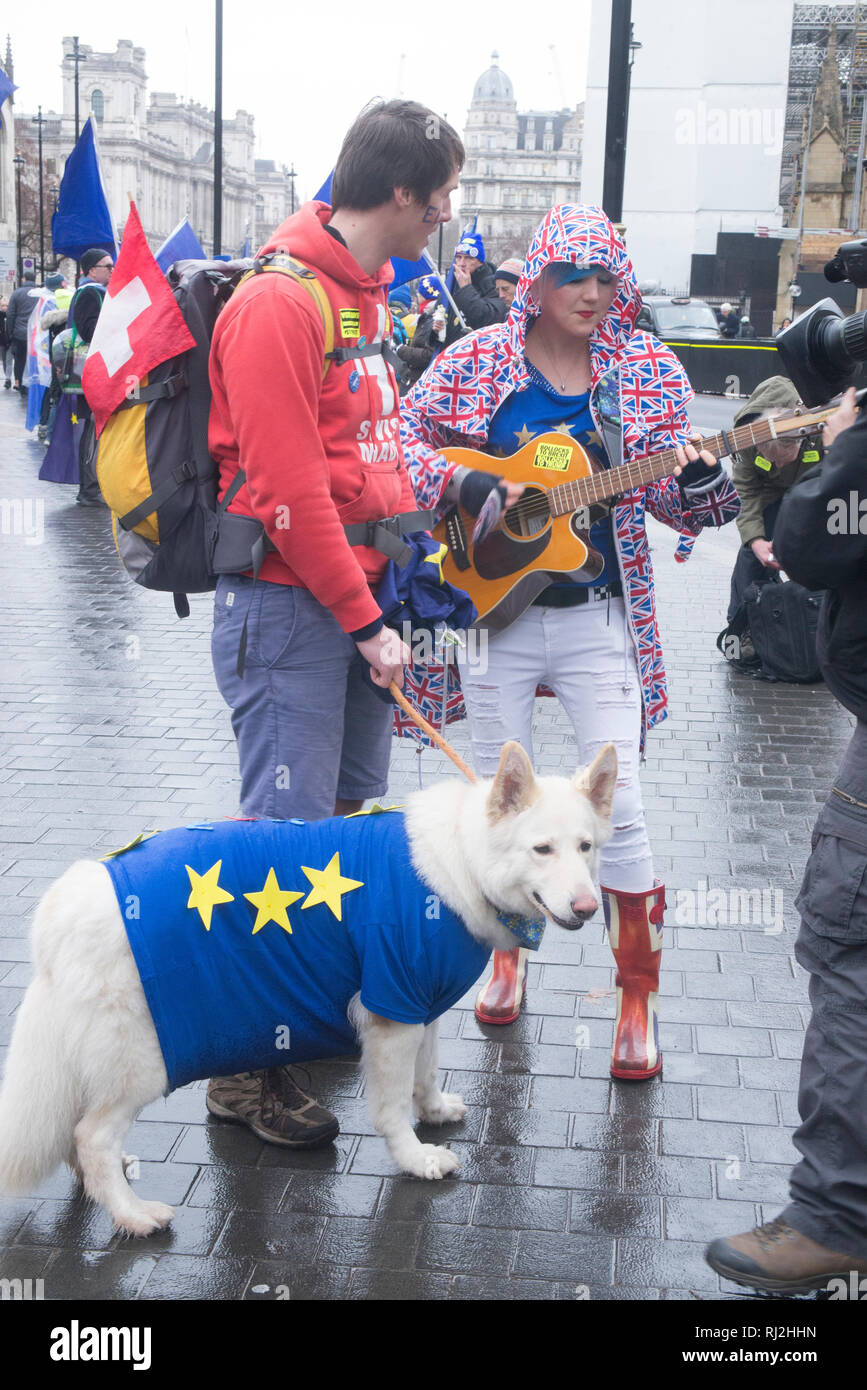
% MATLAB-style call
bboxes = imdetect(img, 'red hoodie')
[208,201,417,635]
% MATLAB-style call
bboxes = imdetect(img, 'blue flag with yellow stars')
[364,531,477,704]
[103,811,491,1089]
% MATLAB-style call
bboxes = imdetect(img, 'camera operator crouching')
[725,376,822,626]
[707,385,867,1292]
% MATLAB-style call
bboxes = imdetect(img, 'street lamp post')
[32,106,46,282]
[12,154,25,281]
[49,183,59,267]
[213,0,223,256]
[602,0,632,224]
[289,165,296,217]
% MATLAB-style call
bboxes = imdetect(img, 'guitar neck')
[546,407,834,515]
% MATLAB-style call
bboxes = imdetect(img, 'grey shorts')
[211,575,392,820]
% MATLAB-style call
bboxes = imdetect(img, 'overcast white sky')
[9,1,593,200]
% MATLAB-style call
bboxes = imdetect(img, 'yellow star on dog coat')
[244,868,304,935]
[185,860,235,930]
[300,852,364,920]
[423,542,449,586]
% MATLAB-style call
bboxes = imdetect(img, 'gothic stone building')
[459,54,583,267]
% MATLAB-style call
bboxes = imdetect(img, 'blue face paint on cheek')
[422,206,439,224]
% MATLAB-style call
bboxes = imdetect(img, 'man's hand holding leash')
[358,626,410,690]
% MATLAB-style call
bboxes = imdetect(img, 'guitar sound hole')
[503,487,550,539]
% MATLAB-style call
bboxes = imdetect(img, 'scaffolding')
[781,4,861,213]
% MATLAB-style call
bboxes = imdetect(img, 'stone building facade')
[14,37,291,260]
[778,21,867,320]
[459,54,582,267]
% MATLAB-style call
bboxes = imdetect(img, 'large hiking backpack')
[94,253,335,618]
[717,577,824,683]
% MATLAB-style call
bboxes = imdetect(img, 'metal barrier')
[659,338,781,397]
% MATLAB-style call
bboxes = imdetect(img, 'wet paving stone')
[417,1222,518,1275]
[483,1106,570,1149]
[245,1261,351,1301]
[472,1184,569,1232]
[514,1229,615,1283]
[617,1237,720,1292]
[42,1249,159,1301]
[345,1269,454,1299]
[137,1254,254,1300]
[212,1209,325,1262]
[663,1196,758,1243]
[316,1216,421,1268]
[569,1192,661,1239]
[0,392,854,1298]
[375,1177,475,1226]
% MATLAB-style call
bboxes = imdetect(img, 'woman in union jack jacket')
[400,204,740,1079]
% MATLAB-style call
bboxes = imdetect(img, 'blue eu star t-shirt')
[487,364,617,594]
[103,811,491,1090]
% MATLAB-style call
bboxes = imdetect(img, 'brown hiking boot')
[706,1218,867,1294]
[206,1067,339,1148]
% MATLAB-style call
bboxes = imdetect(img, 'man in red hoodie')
[207,100,464,1148]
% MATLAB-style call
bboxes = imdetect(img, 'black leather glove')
[459,468,504,517]
[677,456,724,492]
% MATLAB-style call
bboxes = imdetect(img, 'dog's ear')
[487,741,538,822]
[575,743,618,823]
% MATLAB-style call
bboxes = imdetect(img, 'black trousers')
[11,338,27,387]
[726,499,782,622]
[781,719,867,1257]
[76,412,101,503]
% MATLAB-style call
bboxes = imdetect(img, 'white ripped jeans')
[457,596,654,894]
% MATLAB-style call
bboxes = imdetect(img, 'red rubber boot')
[474,947,529,1025]
[601,881,665,1080]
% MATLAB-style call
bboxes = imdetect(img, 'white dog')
[0,740,615,1236]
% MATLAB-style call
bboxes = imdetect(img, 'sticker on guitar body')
[532,441,573,472]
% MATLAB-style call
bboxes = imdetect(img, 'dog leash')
[388,680,477,784]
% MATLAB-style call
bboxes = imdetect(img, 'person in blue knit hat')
[409,231,505,375]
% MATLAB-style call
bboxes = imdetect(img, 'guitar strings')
[490,415,819,530]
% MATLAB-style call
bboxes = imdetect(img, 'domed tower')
[461,54,519,264]
[466,52,518,155]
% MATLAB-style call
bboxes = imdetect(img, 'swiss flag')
[82,200,196,436]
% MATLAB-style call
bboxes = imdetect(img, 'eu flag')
[154,219,206,273]
[0,66,17,126]
[51,117,116,262]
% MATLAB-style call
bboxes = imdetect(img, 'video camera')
[776,239,867,405]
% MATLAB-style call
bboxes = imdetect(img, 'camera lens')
[839,311,867,362]
[776,298,866,405]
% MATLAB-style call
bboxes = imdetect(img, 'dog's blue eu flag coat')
[103,811,491,1090]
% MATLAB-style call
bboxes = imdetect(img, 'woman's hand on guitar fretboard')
[672,437,718,478]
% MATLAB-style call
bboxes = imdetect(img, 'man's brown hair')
[331,99,464,212]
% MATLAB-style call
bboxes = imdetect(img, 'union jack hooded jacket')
[399,205,740,751]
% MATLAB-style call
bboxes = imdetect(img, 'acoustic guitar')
[432,408,835,630]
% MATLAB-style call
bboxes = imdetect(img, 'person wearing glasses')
[69,248,114,505]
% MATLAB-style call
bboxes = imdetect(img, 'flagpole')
[213,0,223,257]
[34,106,45,282]
[421,248,468,330]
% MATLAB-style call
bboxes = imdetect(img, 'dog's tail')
[0,885,81,1194]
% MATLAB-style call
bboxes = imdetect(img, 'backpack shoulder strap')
[235,252,334,380]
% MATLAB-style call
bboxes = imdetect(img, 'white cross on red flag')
[82,200,196,436]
